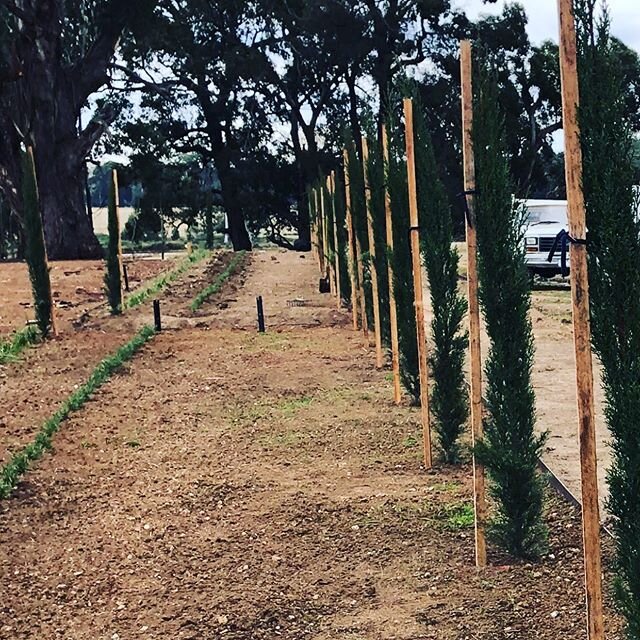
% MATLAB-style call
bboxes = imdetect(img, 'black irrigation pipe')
[537,458,614,539]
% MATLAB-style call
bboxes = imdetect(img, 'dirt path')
[0,250,623,639]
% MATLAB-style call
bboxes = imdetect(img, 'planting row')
[309,6,636,638]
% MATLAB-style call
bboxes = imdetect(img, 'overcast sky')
[455,0,640,52]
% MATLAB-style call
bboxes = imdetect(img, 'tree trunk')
[36,140,103,260]
[202,100,252,252]
[290,115,311,251]
[227,204,252,251]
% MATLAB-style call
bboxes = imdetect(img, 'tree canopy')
[1,0,639,256]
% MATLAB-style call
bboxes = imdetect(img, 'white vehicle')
[522,199,569,278]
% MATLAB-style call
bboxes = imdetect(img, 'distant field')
[91,207,136,235]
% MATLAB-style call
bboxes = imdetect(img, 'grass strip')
[0,326,40,365]
[124,248,209,310]
[0,324,156,500]
[190,251,247,312]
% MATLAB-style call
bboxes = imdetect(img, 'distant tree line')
[1,0,640,259]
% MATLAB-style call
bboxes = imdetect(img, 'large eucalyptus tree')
[0,0,157,259]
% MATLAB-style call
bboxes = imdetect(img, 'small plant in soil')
[0,325,39,365]
[439,502,475,531]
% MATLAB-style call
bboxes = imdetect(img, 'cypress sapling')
[577,2,640,633]
[413,100,469,464]
[387,112,420,402]
[105,169,123,314]
[21,147,54,338]
[473,66,547,559]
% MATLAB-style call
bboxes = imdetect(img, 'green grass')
[124,249,209,310]
[190,251,246,312]
[0,326,40,365]
[402,434,419,449]
[279,396,313,416]
[437,501,475,531]
[0,324,156,500]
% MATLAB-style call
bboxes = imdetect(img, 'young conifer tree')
[347,138,373,327]
[333,165,352,305]
[364,128,391,346]
[22,147,54,338]
[205,206,214,250]
[576,2,640,632]
[473,65,547,558]
[386,105,420,402]
[413,99,469,463]
[105,169,123,314]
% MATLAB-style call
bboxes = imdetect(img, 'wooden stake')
[323,176,336,297]
[403,98,432,469]
[351,144,369,342]
[309,188,320,271]
[343,149,360,331]
[557,2,604,638]
[330,171,342,307]
[112,168,124,307]
[307,187,318,270]
[382,125,402,405]
[362,136,384,368]
[316,187,326,278]
[460,40,487,569]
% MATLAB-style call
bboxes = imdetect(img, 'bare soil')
[0,251,243,467]
[0,249,624,639]
[0,257,174,337]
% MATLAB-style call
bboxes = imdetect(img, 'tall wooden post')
[330,171,342,307]
[323,176,337,297]
[315,187,326,277]
[404,98,432,469]
[320,183,331,286]
[557,1,604,638]
[309,189,319,269]
[343,149,360,330]
[460,40,487,569]
[382,125,402,405]
[113,169,124,298]
[362,136,384,368]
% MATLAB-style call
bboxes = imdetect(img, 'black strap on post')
[459,189,478,229]
[546,229,588,277]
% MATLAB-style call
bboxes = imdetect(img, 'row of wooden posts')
[309,90,472,521]
[310,9,603,638]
